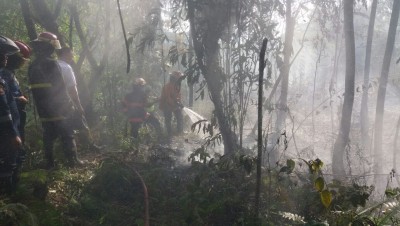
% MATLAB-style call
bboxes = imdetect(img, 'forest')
[1,0,400,225]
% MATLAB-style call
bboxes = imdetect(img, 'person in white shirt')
[56,47,84,115]
[56,47,101,152]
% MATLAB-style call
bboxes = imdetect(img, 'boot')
[46,160,55,170]
[67,153,84,168]
[89,143,102,152]
[45,152,55,170]
[68,158,84,168]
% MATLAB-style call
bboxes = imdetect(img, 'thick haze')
[2,0,399,189]
[108,0,400,185]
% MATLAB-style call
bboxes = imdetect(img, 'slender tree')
[360,0,378,154]
[373,0,400,184]
[19,0,37,40]
[29,0,65,45]
[394,116,400,172]
[270,0,295,164]
[187,0,238,154]
[255,38,268,220]
[332,0,356,177]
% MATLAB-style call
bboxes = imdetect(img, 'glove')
[177,102,184,109]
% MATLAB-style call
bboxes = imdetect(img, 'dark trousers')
[130,114,162,139]
[17,103,26,143]
[163,109,183,136]
[42,120,77,165]
[0,136,17,174]
[0,136,19,193]
[147,113,161,131]
[130,122,142,139]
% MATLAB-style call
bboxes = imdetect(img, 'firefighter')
[122,78,147,139]
[28,32,82,169]
[159,71,185,137]
[0,35,22,193]
[4,40,31,143]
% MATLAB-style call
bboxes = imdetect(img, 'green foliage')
[3,146,399,226]
[330,181,373,208]
[182,154,257,225]
[302,158,324,175]
[0,202,38,226]
[279,159,296,174]
[314,177,325,192]
[88,158,139,202]
[320,190,332,208]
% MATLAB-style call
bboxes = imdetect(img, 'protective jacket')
[159,82,181,112]
[0,77,17,137]
[28,57,74,122]
[122,85,147,123]
[1,69,21,131]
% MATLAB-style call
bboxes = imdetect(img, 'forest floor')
[0,129,222,225]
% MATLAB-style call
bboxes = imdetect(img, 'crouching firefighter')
[122,78,148,139]
[0,35,22,193]
[28,32,83,169]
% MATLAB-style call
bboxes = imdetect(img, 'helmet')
[0,35,19,55]
[170,71,183,78]
[135,77,146,86]
[14,40,31,59]
[32,32,61,49]
[169,71,183,82]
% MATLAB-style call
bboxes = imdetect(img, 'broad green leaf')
[320,190,332,208]
[314,177,325,192]
[311,159,324,173]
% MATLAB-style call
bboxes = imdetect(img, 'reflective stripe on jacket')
[123,85,147,123]
[28,57,74,120]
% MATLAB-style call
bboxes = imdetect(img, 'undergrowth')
[1,137,400,226]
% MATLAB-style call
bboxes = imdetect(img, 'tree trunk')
[70,1,109,122]
[373,0,400,183]
[30,0,65,45]
[312,42,323,145]
[19,0,37,40]
[248,74,281,137]
[271,0,295,164]
[393,116,400,172]
[329,27,342,148]
[360,0,377,154]
[204,38,237,155]
[188,35,194,107]
[187,0,237,155]
[332,0,356,177]
[255,38,268,220]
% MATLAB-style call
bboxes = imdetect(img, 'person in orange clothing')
[159,71,185,137]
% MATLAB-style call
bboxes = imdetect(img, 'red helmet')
[33,32,61,49]
[14,40,31,59]
[0,35,19,55]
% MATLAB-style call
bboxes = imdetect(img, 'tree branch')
[19,0,37,40]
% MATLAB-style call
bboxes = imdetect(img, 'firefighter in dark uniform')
[4,40,31,143]
[0,35,22,193]
[122,78,148,139]
[28,32,82,169]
